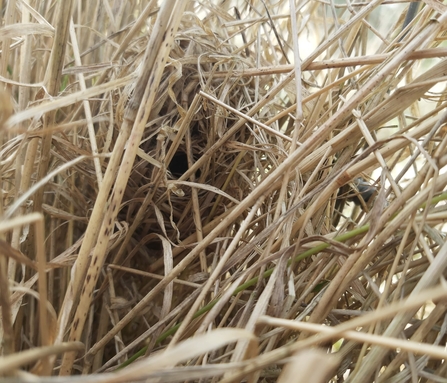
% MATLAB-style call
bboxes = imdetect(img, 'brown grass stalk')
[2,1,447,382]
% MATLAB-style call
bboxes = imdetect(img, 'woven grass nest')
[2,1,447,382]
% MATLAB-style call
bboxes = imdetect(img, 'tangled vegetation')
[1,1,447,382]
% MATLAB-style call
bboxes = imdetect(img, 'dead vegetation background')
[1,0,447,382]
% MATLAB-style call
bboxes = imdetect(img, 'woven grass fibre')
[1,0,447,382]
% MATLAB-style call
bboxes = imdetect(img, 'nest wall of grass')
[2,0,447,382]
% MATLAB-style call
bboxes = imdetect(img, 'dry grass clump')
[2,0,447,382]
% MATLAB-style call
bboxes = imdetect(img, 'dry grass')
[1,0,447,382]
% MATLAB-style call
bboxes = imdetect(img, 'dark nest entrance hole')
[168,151,188,178]
[168,151,201,179]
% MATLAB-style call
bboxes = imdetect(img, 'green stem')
[119,191,447,368]
[119,224,370,368]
